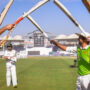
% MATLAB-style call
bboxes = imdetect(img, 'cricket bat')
[54,0,87,36]
[0,0,50,46]
[26,14,48,38]
[0,0,14,25]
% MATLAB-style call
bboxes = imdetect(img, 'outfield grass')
[0,57,78,90]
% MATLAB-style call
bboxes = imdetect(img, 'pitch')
[0,56,77,90]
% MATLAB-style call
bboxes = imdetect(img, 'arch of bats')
[0,0,89,46]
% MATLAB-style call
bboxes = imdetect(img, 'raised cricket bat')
[26,14,48,38]
[54,0,87,36]
[0,0,14,25]
[0,0,50,46]
[13,0,50,25]
[23,0,50,17]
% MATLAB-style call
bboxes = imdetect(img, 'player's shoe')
[13,85,18,88]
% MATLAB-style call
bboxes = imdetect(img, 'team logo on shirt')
[83,51,86,54]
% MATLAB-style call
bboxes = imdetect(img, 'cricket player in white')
[3,43,18,88]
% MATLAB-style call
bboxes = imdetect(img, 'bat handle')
[14,17,24,25]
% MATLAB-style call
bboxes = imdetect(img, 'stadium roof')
[54,34,67,39]
[0,34,78,40]
[0,35,24,40]
[68,34,78,39]
[54,34,78,40]
[13,35,24,40]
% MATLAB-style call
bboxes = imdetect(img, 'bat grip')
[14,17,23,25]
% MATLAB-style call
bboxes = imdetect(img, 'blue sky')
[0,0,90,36]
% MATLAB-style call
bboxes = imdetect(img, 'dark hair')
[79,36,89,44]
[7,43,12,48]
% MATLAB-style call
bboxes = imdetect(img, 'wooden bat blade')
[23,0,50,18]
[26,15,48,38]
[0,0,49,46]
[0,0,14,25]
[54,0,78,26]
[54,0,86,35]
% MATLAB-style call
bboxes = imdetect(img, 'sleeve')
[4,51,7,56]
[11,50,17,62]
[66,46,77,53]
[3,51,11,60]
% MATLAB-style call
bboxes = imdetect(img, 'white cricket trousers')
[76,74,90,90]
[6,64,17,87]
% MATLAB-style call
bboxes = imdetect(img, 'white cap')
[75,32,90,38]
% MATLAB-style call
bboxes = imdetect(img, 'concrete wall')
[26,47,52,56]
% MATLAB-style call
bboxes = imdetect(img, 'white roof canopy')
[0,35,24,40]
[54,34,78,40]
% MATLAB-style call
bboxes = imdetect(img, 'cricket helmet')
[7,42,12,47]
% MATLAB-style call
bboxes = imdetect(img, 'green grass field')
[0,57,78,90]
